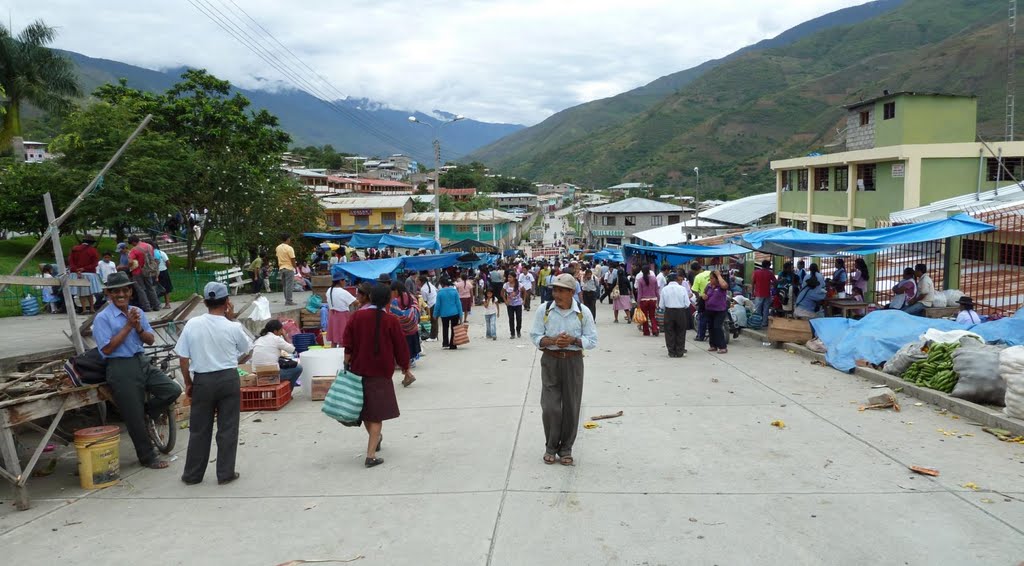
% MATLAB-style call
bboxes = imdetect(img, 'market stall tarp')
[624,243,750,266]
[810,309,1024,372]
[346,233,442,251]
[736,214,995,256]
[593,247,624,263]
[402,252,462,272]
[302,232,353,241]
[457,252,500,269]
[331,257,403,281]
[444,239,498,253]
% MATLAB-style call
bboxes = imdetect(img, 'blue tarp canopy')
[593,247,624,263]
[457,252,500,269]
[302,232,353,241]
[346,233,441,251]
[624,243,751,267]
[735,214,996,256]
[402,252,463,272]
[810,309,1024,372]
[329,253,462,282]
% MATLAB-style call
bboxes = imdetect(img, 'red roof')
[438,187,477,196]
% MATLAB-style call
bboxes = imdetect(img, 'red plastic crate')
[241,381,291,412]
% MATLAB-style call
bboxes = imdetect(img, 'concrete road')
[542,207,571,246]
[2,310,1023,565]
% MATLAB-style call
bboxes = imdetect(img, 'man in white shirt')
[419,275,439,341]
[658,270,694,358]
[518,269,535,311]
[176,282,253,486]
[656,264,671,290]
[601,264,618,303]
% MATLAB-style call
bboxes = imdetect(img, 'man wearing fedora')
[956,296,982,325]
[93,272,182,469]
[530,273,598,467]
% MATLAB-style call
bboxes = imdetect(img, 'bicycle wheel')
[148,405,177,454]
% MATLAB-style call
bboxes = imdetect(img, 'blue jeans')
[902,302,926,317]
[280,365,302,390]
[753,297,771,327]
[485,313,497,338]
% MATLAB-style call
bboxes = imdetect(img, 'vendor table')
[824,298,869,318]
[0,384,109,510]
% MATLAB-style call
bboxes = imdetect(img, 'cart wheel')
[147,405,176,454]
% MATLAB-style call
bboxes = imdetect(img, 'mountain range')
[468,0,1010,198]
[37,50,525,163]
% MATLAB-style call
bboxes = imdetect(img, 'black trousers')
[663,307,690,357]
[105,354,181,465]
[428,306,439,340]
[708,309,728,350]
[507,305,523,336]
[582,291,598,320]
[183,368,241,483]
[441,315,460,347]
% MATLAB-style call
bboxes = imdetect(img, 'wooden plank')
[0,275,91,288]
[0,386,103,426]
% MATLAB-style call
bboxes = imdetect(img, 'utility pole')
[1008,0,1018,141]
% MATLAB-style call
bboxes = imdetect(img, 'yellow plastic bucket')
[74,425,121,489]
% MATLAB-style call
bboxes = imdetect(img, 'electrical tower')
[1007,0,1017,141]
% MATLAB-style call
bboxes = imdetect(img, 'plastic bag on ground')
[248,296,271,321]
[805,337,827,353]
[943,289,964,305]
[884,340,928,376]
[951,337,1006,406]
[1000,346,1024,419]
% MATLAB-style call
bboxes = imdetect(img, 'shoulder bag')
[321,368,364,426]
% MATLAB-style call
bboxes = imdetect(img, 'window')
[859,111,870,126]
[455,225,473,233]
[625,216,636,226]
[602,216,616,226]
[814,168,829,191]
[986,157,1024,181]
[962,239,985,261]
[668,215,680,224]
[480,225,492,233]
[380,212,397,225]
[794,220,807,230]
[650,216,664,226]
[835,167,849,192]
[812,222,829,234]
[857,164,876,191]
[999,243,1024,266]
[797,169,808,191]
[780,218,792,227]
[883,102,896,120]
[326,212,341,227]
[832,225,848,233]
[354,216,369,227]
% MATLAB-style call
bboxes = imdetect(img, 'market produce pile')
[901,342,960,393]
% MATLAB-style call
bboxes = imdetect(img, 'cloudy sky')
[23,0,866,125]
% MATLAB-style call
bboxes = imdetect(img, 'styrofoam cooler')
[298,347,345,400]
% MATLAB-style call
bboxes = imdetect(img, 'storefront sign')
[350,209,372,216]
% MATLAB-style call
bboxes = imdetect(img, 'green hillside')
[474,0,1006,198]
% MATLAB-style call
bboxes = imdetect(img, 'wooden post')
[44,193,85,355]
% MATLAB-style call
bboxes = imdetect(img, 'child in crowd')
[482,288,499,341]
[39,264,63,313]
[97,251,118,284]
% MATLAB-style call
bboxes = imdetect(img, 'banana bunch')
[901,342,960,393]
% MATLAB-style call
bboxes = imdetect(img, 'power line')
[185,0,428,158]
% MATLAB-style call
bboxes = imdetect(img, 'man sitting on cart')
[92,272,182,469]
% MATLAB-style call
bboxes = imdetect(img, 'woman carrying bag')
[703,270,730,354]
[325,273,356,348]
[340,283,414,468]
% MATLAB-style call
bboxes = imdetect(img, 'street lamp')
[409,114,465,246]
[693,166,700,229]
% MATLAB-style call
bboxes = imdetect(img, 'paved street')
[2,307,1024,565]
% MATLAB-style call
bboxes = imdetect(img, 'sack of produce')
[951,337,1006,406]
[884,340,928,376]
[901,341,959,393]
[999,346,1024,419]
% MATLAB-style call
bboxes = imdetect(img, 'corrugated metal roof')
[403,208,519,223]
[607,182,652,190]
[631,220,730,246]
[320,196,413,209]
[698,193,776,226]
[586,197,685,214]
[890,183,1024,223]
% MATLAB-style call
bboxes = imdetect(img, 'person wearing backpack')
[127,236,161,312]
[530,273,598,467]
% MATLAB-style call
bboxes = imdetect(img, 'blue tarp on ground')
[346,233,441,251]
[624,243,750,267]
[810,309,1024,372]
[736,214,995,256]
[302,232,353,241]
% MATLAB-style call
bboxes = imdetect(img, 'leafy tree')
[0,20,80,149]
[438,167,480,189]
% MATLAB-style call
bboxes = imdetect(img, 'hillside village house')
[437,187,477,202]
[403,209,522,248]
[490,193,539,210]
[320,196,414,232]
[771,92,1024,232]
[22,141,52,163]
[584,197,693,247]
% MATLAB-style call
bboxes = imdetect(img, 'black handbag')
[278,357,298,369]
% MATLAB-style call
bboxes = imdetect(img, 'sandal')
[543,453,557,465]
[560,455,574,466]
[143,458,170,470]
[718,348,728,354]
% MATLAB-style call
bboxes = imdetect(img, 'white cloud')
[20,0,866,125]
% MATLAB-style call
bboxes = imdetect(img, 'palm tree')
[0,20,81,149]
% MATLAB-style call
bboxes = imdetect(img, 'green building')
[771,92,1022,231]
[402,209,522,249]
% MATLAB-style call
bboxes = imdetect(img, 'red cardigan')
[342,308,410,378]
[68,244,99,273]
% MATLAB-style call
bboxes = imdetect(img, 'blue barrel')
[21,295,40,317]
[291,332,316,354]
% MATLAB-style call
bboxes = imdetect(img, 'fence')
[957,203,1024,316]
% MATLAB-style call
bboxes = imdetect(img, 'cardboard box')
[766,317,813,345]
[312,275,333,288]
[311,375,334,401]
[240,373,258,388]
